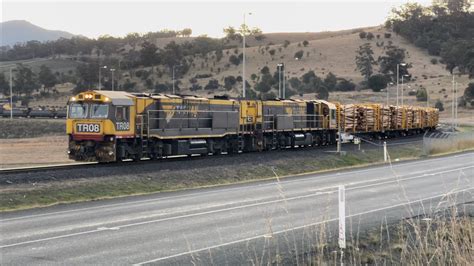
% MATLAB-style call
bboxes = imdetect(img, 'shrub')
[416,87,428,101]
[336,79,356,91]
[368,74,388,92]
[294,50,304,60]
[384,32,391,38]
[435,99,444,111]
[229,55,240,65]
[463,83,474,101]
[302,40,309,47]
[359,31,367,39]
[204,79,220,90]
[431,58,438,64]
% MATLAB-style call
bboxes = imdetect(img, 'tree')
[13,64,38,96]
[229,54,240,65]
[140,41,160,66]
[378,45,410,78]
[38,65,57,92]
[181,28,192,37]
[76,62,98,88]
[368,74,388,92]
[204,79,220,90]
[444,0,471,14]
[435,99,444,111]
[335,79,356,91]
[0,73,9,96]
[224,76,237,90]
[223,26,237,40]
[294,50,304,60]
[324,72,337,91]
[463,83,474,101]
[355,43,376,81]
[416,87,427,101]
[260,66,270,75]
[366,32,375,40]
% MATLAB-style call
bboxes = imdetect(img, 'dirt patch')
[0,136,72,168]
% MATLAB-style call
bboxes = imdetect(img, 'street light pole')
[110,68,116,91]
[386,82,393,106]
[283,67,286,99]
[98,65,107,90]
[396,64,399,106]
[455,82,458,129]
[242,12,252,99]
[277,63,283,98]
[9,67,13,120]
[401,74,409,106]
[451,73,455,131]
[172,64,181,95]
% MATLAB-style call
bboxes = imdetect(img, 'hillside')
[1,26,472,122]
[0,20,74,46]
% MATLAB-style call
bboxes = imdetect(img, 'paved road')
[1,152,473,265]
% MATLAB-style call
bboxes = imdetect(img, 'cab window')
[115,106,129,122]
[68,103,88,118]
[90,104,109,118]
[331,110,336,120]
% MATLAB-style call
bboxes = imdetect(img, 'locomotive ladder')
[138,113,150,156]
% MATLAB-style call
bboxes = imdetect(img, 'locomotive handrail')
[262,114,327,130]
[146,110,239,113]
[145,109,240,131]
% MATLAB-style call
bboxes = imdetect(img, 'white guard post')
[338,185,346,265]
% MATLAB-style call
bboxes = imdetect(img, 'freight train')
[0,105,67,118]
[66,90,438,162]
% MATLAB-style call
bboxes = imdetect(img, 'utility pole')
[455,82,458,129]
[172,64,181,95]
[110,68,116,91]
[277,63,283,98]
[396,63,406,106]
[283,69,286,99]
[98,65,107,90]
[242,12,252,99]
[396,64,399,106]
[9,67,13,120]
[451,74,455,131]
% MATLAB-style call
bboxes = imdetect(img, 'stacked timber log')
[382,105,391,130]
[406,107,414,129]
[361,105,376,132]
[341,104,357,132]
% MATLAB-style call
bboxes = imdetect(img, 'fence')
[422,131,474,155]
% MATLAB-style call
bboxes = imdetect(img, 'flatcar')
[66,90,438,162]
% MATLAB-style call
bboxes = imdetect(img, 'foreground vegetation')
[275,206,472,265]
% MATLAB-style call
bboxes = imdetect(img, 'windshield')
[91,104,109,118]
[68,103,88,119]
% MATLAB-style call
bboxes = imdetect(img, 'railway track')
[0,162,98,174]
[0,134,424,178]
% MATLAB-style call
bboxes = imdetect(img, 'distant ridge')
[0,20,75,46]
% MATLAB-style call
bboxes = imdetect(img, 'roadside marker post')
[383,141,387,162]
[338,185,346,265]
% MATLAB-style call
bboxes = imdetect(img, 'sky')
[1,0,433,38]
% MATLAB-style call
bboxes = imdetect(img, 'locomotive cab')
[66,90,135,162]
